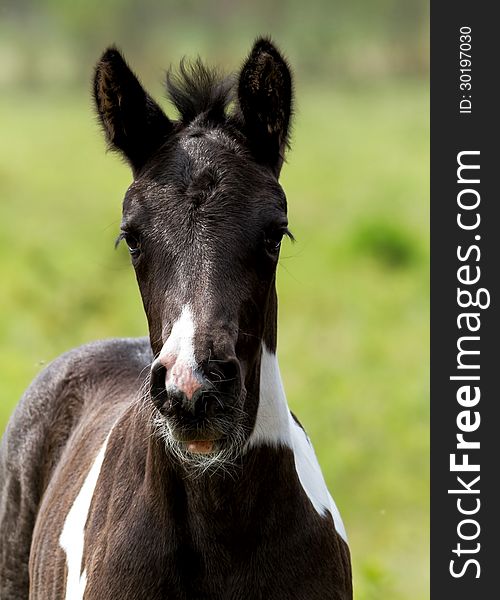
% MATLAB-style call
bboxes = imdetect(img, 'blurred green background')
[0,1,428,598]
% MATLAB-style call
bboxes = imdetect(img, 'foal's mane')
[165,59,234,126]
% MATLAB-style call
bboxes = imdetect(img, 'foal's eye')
[125,234,141,256]
[266,231,283,252]
[264,229,286,254]
[117,231,141,258]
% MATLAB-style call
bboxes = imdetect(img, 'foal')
[0,39,352,599]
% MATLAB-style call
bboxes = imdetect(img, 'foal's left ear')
[93,47,173,175]
[237,38,293,177]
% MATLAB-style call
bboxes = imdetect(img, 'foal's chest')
[78,495,349,600]
[31,480,349,600]
[30,419,349,599]
[81,531,341,600]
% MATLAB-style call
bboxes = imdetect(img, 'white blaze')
[159,305,196,368]
[158,305,200,394]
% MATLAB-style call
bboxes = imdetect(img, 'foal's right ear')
[93,47,173,175]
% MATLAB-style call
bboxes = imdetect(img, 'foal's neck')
[145,427,297,529]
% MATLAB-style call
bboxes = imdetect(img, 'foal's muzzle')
[150,356,241,429]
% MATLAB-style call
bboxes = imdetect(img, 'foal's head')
[94,39,293,470]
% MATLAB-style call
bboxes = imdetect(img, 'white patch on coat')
[247,345,292,448]
[248,345,348,543]
[290,418,348,543]
[59,433,111,600]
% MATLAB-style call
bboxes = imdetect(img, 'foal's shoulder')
[38,336,153,389]
[3,337,152,454]
[25,337,152,398]
[0,337,153,595]
[49,336,153,376]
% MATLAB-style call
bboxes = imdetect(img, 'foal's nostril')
[202,357,240,391]
[150,360,168,409]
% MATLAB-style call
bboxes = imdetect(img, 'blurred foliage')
[0,2,428,600]
[351,220,421,268]
[0,0,428,87]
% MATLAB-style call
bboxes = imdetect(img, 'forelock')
[166,58,234,126]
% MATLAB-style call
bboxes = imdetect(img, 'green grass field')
[0,80,428,599]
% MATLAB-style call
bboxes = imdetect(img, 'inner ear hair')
[93,47,173,175]
[237,37,293,176]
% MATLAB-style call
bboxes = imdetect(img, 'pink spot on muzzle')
[164,359,203,400]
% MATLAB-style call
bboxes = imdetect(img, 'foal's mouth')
[154,410,247,466]
[171,429,224,454]
[184,439,218,455]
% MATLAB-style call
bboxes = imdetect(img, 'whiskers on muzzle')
[152,403,249,478]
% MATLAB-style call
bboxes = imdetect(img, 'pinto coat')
[0,38,352,599]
